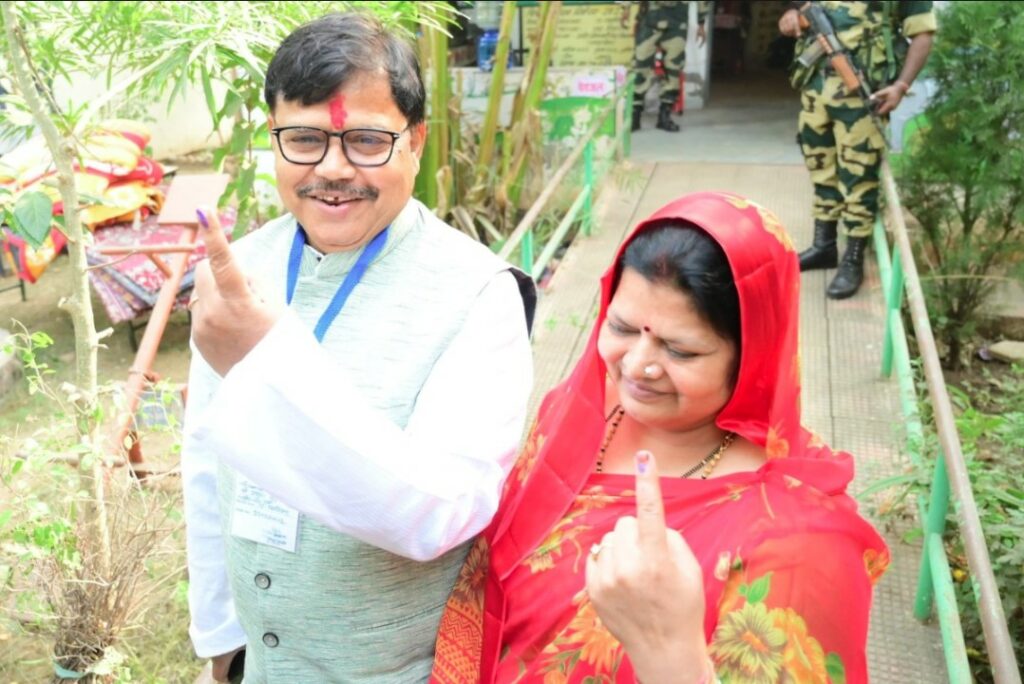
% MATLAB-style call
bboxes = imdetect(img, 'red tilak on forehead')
[329,96,347,129]
[643,325,651,332]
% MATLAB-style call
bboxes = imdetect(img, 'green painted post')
[882,248,905,378]
[873,216,902,378]
[872,216,892,293]
[583,140,594,236]
[873,220,893,374]
[915,452,951,620]
[927,533,974,682]
[521,229,534,275]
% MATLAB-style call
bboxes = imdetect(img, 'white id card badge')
[230,475,300,553]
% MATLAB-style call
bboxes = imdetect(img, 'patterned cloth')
[0,120,165,283]
[0,227,66,284]
[431,192,889,683]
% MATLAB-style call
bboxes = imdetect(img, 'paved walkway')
[530,71,947,682]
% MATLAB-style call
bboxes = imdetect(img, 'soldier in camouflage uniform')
[780,1,936,299]
[622,1,708,132]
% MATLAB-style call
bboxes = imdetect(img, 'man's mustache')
[297,183,379,200]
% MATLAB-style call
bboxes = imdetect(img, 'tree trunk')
[2,4,101,401]
[2,0,113,634]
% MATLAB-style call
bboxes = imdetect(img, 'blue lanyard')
[285,225,389,342]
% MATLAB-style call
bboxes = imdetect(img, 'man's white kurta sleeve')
[181,346,247,658]
[190,271,533,561]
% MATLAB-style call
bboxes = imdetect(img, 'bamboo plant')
[417,0,563,247]
[415,24,450,213]
[502,0,561,214]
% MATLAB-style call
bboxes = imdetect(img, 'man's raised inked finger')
[197,207,249,299]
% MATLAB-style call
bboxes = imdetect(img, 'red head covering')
[489,191,850,575]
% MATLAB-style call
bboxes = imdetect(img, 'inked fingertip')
[635,450,652,474]
[196,209,209,229]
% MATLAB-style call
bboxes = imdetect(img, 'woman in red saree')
[432,192,889,683]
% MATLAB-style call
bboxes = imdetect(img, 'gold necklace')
[594,404,735,479]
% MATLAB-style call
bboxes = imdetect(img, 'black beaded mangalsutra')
[595,405,736,479]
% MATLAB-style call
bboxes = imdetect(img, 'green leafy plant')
[1,329,185,682]
[946,367,1024,682]
[881,364,1024,683]
[0,186,54,248]
[898,1,1024,370]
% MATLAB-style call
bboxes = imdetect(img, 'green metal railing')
[875,159,1021,684]
[498,84,631,280]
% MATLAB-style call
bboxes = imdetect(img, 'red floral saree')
[432,192,889,683]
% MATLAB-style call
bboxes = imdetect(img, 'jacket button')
[262,632,279,648]
[254,573,271,590]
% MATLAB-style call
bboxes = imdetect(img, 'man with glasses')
[182,12,535,683]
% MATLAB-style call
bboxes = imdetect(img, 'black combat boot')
[798,220,839,271]
[826,236,869,299]
[632,105,643,132]
[655,102,679,132]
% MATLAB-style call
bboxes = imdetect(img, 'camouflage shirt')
[790,1,937,90]
[638,1,710,26]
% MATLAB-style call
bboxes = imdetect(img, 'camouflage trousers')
[798,74,887,238]
[633,8,688,107]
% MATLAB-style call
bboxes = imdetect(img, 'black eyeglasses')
[271,126,409,167]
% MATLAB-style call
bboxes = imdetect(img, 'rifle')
[795,1,890,147]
